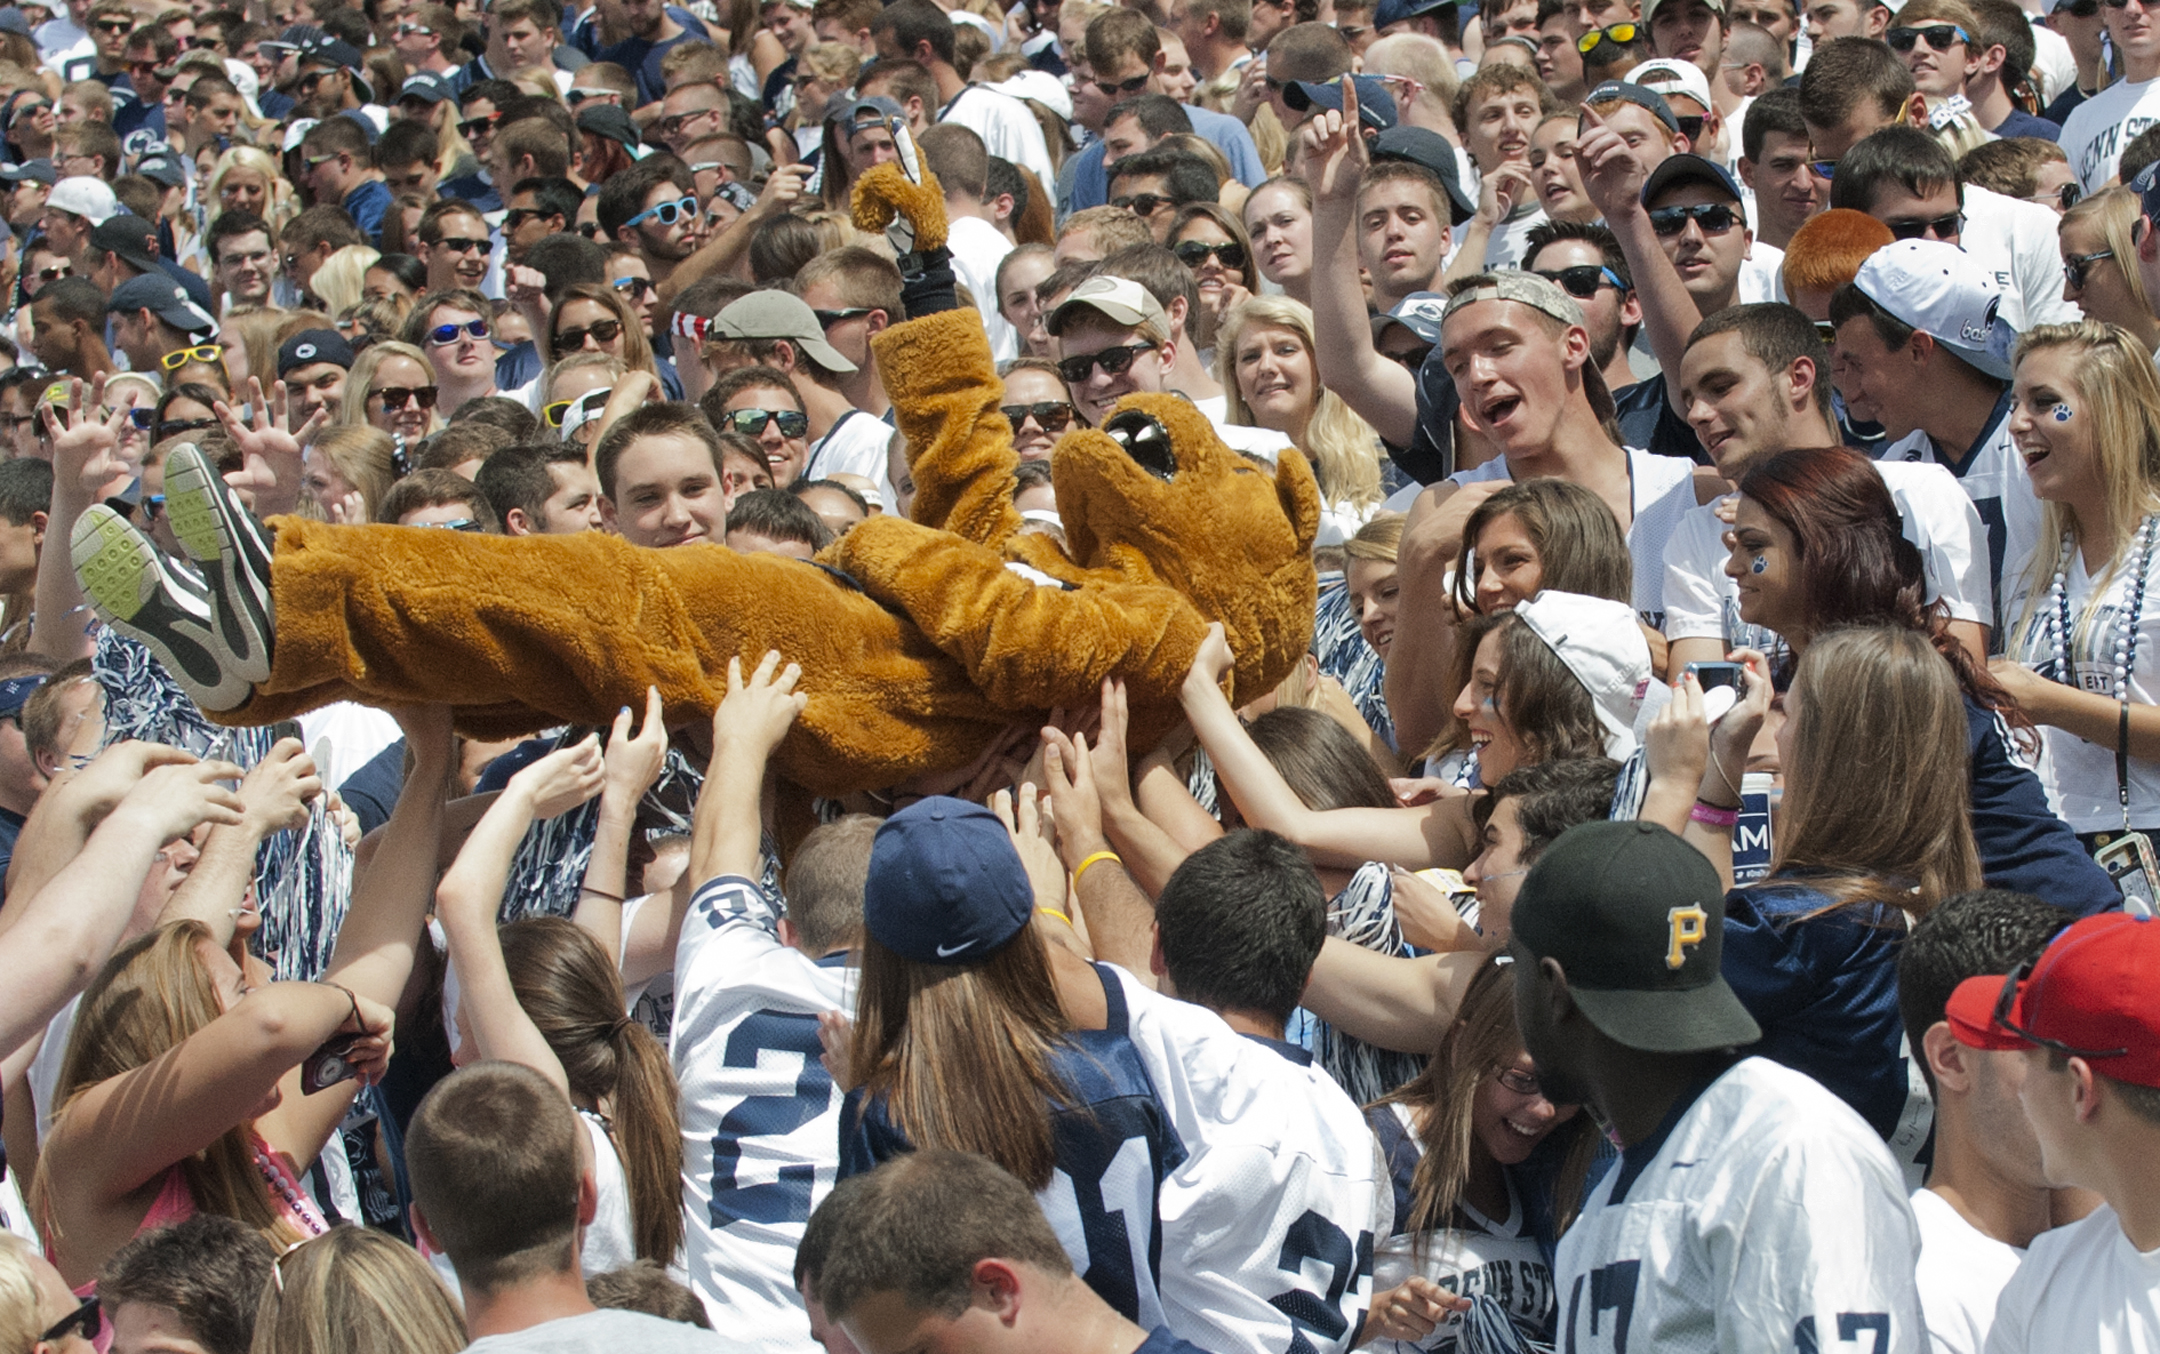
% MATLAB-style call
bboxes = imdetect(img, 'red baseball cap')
[1943,913,2160,1088]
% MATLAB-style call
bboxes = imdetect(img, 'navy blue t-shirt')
[1990,108,2063,142]
[1612,372,1708,464]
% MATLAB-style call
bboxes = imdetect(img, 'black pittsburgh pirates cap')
[1511,820,1761,1054]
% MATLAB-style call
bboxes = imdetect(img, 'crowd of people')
[0,0,2153,1346]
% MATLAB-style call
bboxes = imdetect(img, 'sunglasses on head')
[373,384,438,410]
[553,318,623,353]
[1576,20,1638,52]
[1993,957,2129,1061]
[1886,22,1967,49]
[1095,70,1150,96]
[1173,239,1248,269]
[40,1295,100,1344]
[624,194,700,228]
[159,344,224,370]
[2064,247,2115,289]
[1111,192,1172,216]
[1533,263,1626,298]
[725,408,809,437]
[1885,210,1962,240]
[1001,400,1076,432]
[427,318,489,345]
[1057,341,1156,384]
[1647,202,1741,236]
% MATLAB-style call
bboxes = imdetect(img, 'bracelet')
[1037,906,1074,927]
[1706,755,1743,807]
[1071,850,1123,888]
[1689,800,1740,829]
[320,981,362,1032]
[579,885,626,903]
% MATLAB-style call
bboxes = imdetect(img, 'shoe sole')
[164,443,275,685]
[72,506,252,711]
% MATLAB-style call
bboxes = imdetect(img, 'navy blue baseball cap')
[0,673,45,717]
[1368,125,1476,224]
[864,796,1033,964]
[1375,291,1448,345]
[1641,152,1744,206]
[1283,73,1398,131]
[2134,158,2160,224]
[1587,79,1678,135]
[1374,0,1451,25]
[400,71,455,105]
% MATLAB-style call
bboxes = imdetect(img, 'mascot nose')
[1101,409,1177,482]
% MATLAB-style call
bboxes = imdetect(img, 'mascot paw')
[852,162,949,256]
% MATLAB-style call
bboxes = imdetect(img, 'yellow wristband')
[1071,850,1123,888]
[1037,906,1073,927]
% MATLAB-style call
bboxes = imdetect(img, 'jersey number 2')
[1269,1211,1372,1354]
[709,1010,832,1227]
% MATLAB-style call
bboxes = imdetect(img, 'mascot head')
[1051,391,1321,704]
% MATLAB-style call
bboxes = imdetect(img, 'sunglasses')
[812,306,871,327]
[553,318,623,353]
[411,517,487,531]
[1095,71,1150,96]
[1813,319,1837,343]
[93,17,133,30]
[2039,182,2083,211]
[1675,113,1705,141]
[724,408,809,438]
[433,235,489,255]
[159,344,225,370]
[40,1295,100,1344]
[1533,263,1626,298]
[1808,157,1838,180]
[296,69,330,91]
[2059,0,2100,14]
[1993,957,2129,1061]
[1001,400,1077,432]
[1886,22,1967,50]
[427,318,489,345]
[373,384,438,409]
[155,415,219,438]
[1111,192,1173,215]
[1057,341,1156,383]
[34,263,70,283]
[1647,202,1741,236]
[624,194,700,227]
[140,492,165,518]
[2064,247,2115,289]
[1173,239,1248,269]
[457,113,501,138]
[1576,20,1638,52]
[1380,342,1432,371]
[657,106,723,137]
[394,20,434,34]
[613,275,655,300]
[503,207,559,231]
[565,87,607,105]
[1885,210,1962,240]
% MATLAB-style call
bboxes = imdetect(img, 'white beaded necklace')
[2047,514,2159,831]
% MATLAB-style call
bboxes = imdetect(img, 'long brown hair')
[498,918,683,1265]
[1428,611,1610,766]
[546,283,658,379]
[1452,478,1633,615]
[35,921,307,1251]
[848,925,1073,1190]
[1380,956,1596,1262]
[1771,626,1983,915]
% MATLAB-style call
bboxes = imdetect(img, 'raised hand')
[1645,669,1711,793]
[1185,621,1237,691]
[1573,103,1650,222]
[603,685,670,805]
[235,737,323,837]
[712,651,807,758]
[1477,162,1538,229]
[44,374,134,499]
[506,734,608,820]
[1299,74,1370,204]
[990,783,1069,914]
[112,757,250,845]
[52,739,201,826]
[214,376,329,517]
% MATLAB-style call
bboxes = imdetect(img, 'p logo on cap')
[1667,905,1707,969]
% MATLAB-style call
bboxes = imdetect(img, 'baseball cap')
[0,158,54,186]
[107,274,219,338]
[714,291,858,373]
[1641,152,1744,206]
[2133,157,2160,224]
[277,329,355,378]
[1374,291,1448,345]
[45,176,117,225]
[1643,0,1727,23]
[133,152,186,189]
[281,117,320,154]
[1852,238,2015,379]
[1586,79,1679,135]
[1367,126,1477,224]
[990,70,1072,122]
[1441,269,1585,329]
[863,796,1034,964]
[1512,820,1763,1053]
[89,213,159,274]
[1944,913,2160,1088]
[1514,590,1653,759]
[299,34,371,100]
[828,94,904,132]
[1374,0,1451,24]
[577,103,642,151]
[400,71,455,105]
[1283,74,1399,131]
[0,7,31,36]
[1048,275,1170,337]
[0,672,46,717]
[1626,57,1716,112]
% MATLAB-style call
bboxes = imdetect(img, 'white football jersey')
[1554,1057,1927,1354]
[672,875,854,1351]
[1110,968,1385,1354]
[1878,395,2041,644]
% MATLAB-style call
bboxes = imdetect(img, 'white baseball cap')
[1626,57,1716,114]
[45,176,117,225]
[1852,238,2015,379]
[991,69,1073,122]
[1515,590,1654,760]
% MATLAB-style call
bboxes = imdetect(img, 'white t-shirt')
[578,1109,639,1277]
[2061,75,2160,192]
[1910,1187,2025,1354]
[2008,531,2160,830]
[1554,1057,1927,1354]
[1738,243,1786,304]
[805,408,899,504]
[941,84,1057,199]
[1961,185,2081,334]
[1193,393,1298,461]
[1483,206,1549,271]
[946,215,1018,360]
[1661,460,1991,644]
[1451,447,1699,629]
[1984,1202,2160,1354]
[466,1309,730,1352]
[2032,21,2077,105]
[1879,393,2041,642]
[671,874,852,1349]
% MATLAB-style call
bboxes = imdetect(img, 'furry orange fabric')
[210,182,1321,796]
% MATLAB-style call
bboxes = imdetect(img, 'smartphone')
[1685,661,1744,692]
[300,1033,363,1095]
[2096,832,2160,914]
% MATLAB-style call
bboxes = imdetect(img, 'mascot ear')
[1273,449,1323,554]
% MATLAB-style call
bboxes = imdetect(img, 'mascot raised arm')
[69,152,1320,796]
